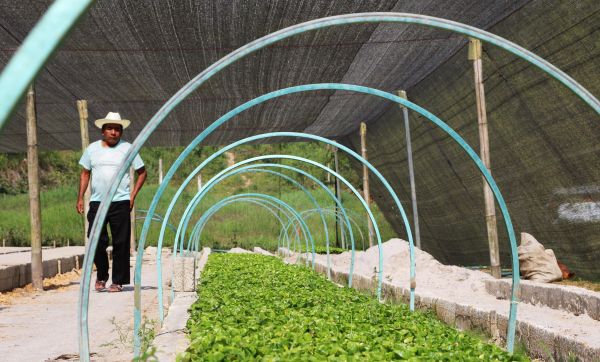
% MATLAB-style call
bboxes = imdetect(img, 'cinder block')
[172,255,196,292]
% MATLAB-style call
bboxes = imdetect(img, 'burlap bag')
[518,232,562,282]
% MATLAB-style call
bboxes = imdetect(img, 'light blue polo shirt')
[79,140,145,202]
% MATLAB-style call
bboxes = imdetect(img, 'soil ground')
[0,250,171,361]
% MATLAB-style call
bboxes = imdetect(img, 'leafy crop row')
[182,254,526,361]
[313,246,347,254]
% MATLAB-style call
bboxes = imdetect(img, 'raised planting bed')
[313,246,348,254]
[180,254,527,361]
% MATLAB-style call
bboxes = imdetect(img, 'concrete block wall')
[485,279,600,321]
[0,254,82,292]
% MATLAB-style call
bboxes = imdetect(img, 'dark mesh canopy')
[0,0,529,150]
[343,0,600,279]
[0,1,598,278]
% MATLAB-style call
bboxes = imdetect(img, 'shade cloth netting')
[0,1,598,278]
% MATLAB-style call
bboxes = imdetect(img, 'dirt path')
[0,252,171,361]
[224,151,252,188]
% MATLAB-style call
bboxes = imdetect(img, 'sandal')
[107,284,123,293]
[95,280,106,292]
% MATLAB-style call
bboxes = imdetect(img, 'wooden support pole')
[333,147,344,248]
[397,90,421,249]
[360,122,374,248]
[26,83,43,291]
[197,173,202,192]
[77,100,90,248]
[469,38,501,279]
[129,167,136,254]
[158,157,163,185]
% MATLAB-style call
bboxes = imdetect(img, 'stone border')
[485,278,600,321]
[0,254,82,292]
[153,247,211,361]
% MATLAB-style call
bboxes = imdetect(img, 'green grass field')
[0,176,395,251]
[0,142,396,250]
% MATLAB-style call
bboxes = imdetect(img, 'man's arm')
[130,166,147,210]
[77,168,91,214]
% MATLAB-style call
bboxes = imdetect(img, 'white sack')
[518,232,562,282]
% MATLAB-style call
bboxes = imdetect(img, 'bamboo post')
[158,157,163,184]
[360,122,374,248]
[469,38,501,279]
[26,83,43,290]
[129,167,136,254]
[397,90,421,249]
[333,147,345,248]
[77,100,90,248]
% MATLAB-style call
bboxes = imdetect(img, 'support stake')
[397,90,421,249]
[333,147,345,248]
[469,38,501,278]
[77,100,90,248]
[130,167,136,254]
[360,122,374,248]
[26,83,43,291]
[158,157,163,185]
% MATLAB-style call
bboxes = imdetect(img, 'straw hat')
[94,112,130,129]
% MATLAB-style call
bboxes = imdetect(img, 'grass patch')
[0,181,393,251]
[181,254,527,361]
[0,143,394,250]
[555,278,600,292]
[313,246,347,254]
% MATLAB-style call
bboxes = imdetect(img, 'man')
[76,112,147,293]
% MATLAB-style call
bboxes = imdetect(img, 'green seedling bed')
[313,246,348,254]
[181,254,526,361]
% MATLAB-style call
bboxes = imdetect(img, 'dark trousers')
[87,201,131,285]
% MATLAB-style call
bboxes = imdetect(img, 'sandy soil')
[228,247,253,254]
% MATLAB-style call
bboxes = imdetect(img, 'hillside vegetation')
[0,142,394,249]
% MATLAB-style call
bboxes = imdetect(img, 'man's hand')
[129,167,147,211]
[77,169,90,215]
[77,198,84,215]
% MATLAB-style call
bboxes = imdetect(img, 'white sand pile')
[313,238,493,303]
[228,247,253,254]
[253,247,274,256]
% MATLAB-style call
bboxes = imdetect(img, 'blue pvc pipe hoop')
[184,168,327,249]
[3,12,595,359]
[188,193,313,255]
[129,86,516,352]
[299,208,366,251]
[182,167,336,272]
[187,196,294,254]
[188,195,306,254]
[171,160,362,288]
[2,10,597,359]
[176,172,318,263]
[153,161,357,322]
[149,140,387,328]
[173,154,378,275]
